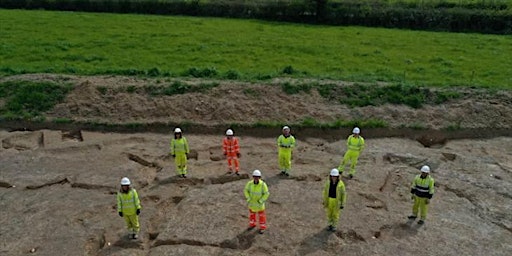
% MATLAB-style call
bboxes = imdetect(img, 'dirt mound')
[2,74,512,129]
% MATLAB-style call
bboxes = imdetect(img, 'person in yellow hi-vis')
[170,127,189,178]
[277,126,296,176]
[323,169,346,232]
[244,170,270,234]
[408,165,435,225]
[117,177,141,239]
[338,127,365,179]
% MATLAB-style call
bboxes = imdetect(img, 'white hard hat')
[330,168,340,176]
[120,177,131,185]
[352,127,360,134]
[252,170,262,177]
[174,128,182,133]
[282,126,290,131]
[420,165,430,173]
[226,129,234,136]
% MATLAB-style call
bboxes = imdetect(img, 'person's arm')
[170,139,175,155]
[290,136,296,149]
[244,182,251,202]
[339,183,347,208]
[260,183,270,203]
[428,178,435,199]
[322,182,328,207]
[117,193,122,213]
[184,137,190,154]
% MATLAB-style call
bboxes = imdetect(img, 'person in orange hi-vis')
[223,129,241,175]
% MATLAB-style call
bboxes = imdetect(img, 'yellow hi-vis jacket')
[323,179,347,207]
[244,180,270,212]
[346,135,365,152]
[170,137,189,155]
[277,135,296,152]
[411,175,435,199]
[117,188,141,215]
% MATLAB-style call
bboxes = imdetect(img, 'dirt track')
[1,74,511,255]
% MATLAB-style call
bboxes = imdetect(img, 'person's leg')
[419,198,429,221]
[338,151,350,173]
[123,214,133,237]
[234,157,240,173]
[348,151,360,176]
[283,151,292,175]
[258,210,267,231]
[227,156,233,172]
[411,196,420,217]
[248,210,256,229]
[129,214,140,238]
[278,151,287,174]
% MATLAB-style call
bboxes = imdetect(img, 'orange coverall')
[223,137,240,173]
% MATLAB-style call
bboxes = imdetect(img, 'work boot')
[133,234,138,239]
[327,225,333,231]
[227,170,233,174]
[418,220,425,225]
[280,170,286,175]
[284,172,290,177]
[182,174,187,178]
[259,229,265,234]
[408,215,417,220]
[247,226,256,231]
[235,172,240,176]
[330,226,337,232]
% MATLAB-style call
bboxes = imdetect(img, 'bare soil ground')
[0,74,511,255]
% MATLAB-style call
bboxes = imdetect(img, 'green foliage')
[0,10,511,88]
[281,82,312,95]
[282,65,296,75]
[299,117,388,129]
[0,0,511,34]
[184,67,218,78]
[0,81,73,119]
[407,122,428,130]
[314,83,462,108]
[224,70,241,80]
[444,121,463,131]
[141,81,219,96]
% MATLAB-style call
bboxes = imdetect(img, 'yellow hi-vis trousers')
[175,153,187,175]
[326,198,341,227]
[338,150,360,175]
[123,214,140,234]
[412,196,429,220]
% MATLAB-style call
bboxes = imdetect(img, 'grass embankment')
[1,9,511,88]
[0,77,462,127]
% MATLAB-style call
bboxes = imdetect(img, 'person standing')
[244,170,270,234]
[277,126,296,176]
[338,127,365,179]
[170,127,190,178]
[408,165,435,225]
[223,129,241,175]
[117,177,141,239]
[322,169,346,232]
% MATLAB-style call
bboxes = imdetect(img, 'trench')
[1,120,511,144]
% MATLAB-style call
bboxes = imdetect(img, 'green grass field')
[1,9,511,88]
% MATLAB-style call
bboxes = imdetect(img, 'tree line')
[0,0,510,34]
